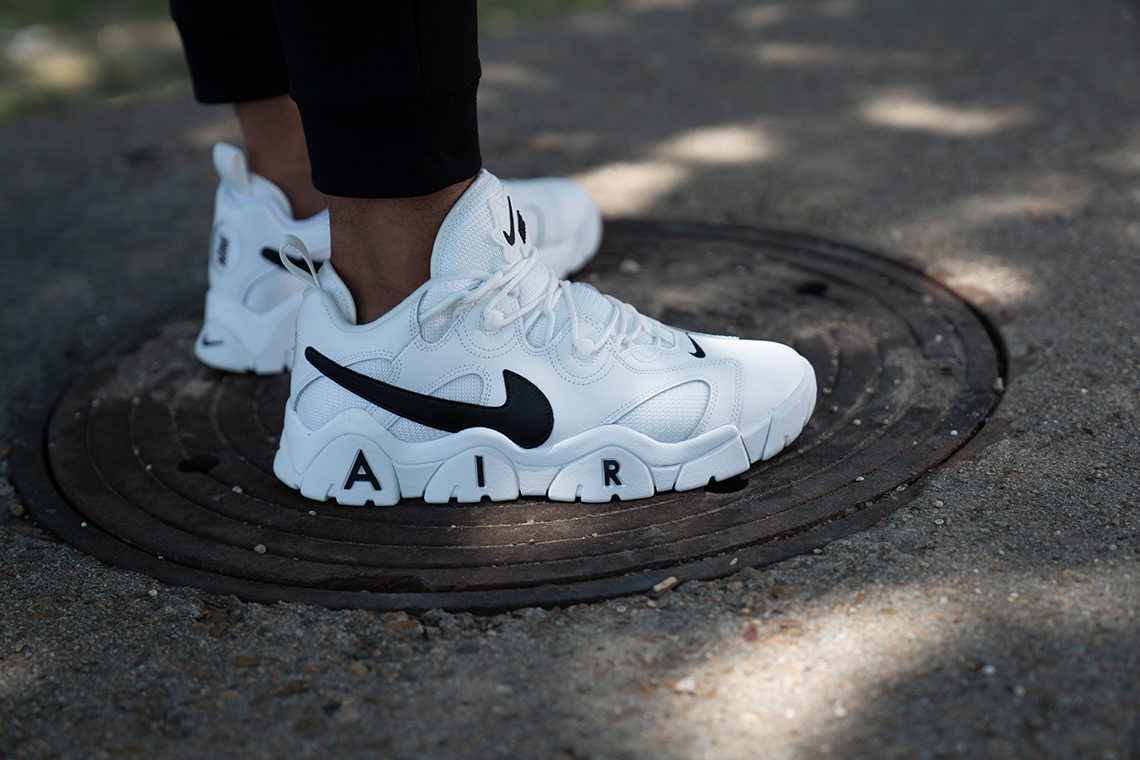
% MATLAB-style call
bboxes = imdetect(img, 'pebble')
[234,655,259,668]
[254,544,267,554]
[673,676,697,693]
[348,662,368,676]
[982,665,996,676]
[619,259,642,274]
[148,589,158,598]
[651,576,680,596]
[11,503,26,517]
[232,486,243,494]
[386,618,423,633]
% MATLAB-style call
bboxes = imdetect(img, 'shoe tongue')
[431,170,525,278]
[423,169,628,348]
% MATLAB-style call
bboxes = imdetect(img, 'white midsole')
[273,366,816,505]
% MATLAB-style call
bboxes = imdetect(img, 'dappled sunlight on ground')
[546,555,1140,760]
[574,160,694,214]
[858,89,1033,137]
[656,124,782,164]
[574,121,783,213]
[928,257,1036,309]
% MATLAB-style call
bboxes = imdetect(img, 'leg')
[269,0,483,320]
[235,96,325,219]
[175,0,600,375]
[328,182,472,323]
[171,0,323,218]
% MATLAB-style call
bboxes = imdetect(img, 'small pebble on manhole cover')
[12,222,1003,612]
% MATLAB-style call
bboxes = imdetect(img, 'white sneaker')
[272,170,816,505]
[194,143,603,375]
[194,142,332,375]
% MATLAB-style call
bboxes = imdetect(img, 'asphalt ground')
[2,0,1140,757]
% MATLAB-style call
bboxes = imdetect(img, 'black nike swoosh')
[201,335,223,347]
[688,335,706,358]
[305,347,554,449]
[262,247,312,271]
[502,197,516,246]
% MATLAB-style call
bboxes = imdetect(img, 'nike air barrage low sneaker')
[273,170,816,505]
[195,142,332,375]
[194,143,603,376]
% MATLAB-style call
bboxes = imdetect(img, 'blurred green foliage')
[0,0,610,34]
[0,0,169,30]
[0,0,609,122]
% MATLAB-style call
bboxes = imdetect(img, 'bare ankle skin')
[234,95,326,219]
[329,177,475,324]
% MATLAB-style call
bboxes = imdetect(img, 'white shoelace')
[418,251,676,359]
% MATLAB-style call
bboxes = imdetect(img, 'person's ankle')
[327,178,473,323]
[278,179,326,219]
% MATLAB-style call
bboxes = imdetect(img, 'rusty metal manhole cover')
[12,222,1005,612]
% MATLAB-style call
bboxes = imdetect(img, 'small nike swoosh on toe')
[306,347,554,449]
[201,336,224,347]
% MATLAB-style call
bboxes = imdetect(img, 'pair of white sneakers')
[196,143,816,505]
[196,143,602,375]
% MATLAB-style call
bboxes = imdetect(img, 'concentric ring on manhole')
[12,222,1005,613]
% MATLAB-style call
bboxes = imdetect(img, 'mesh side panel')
[614,381,711,443]
[295,378,367,430]
[243,270,306,313]
[295,358,395,430]
[388,373,484,442]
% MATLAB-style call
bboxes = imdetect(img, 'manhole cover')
[12,222,1005,613]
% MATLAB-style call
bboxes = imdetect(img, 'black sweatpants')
[169,0,483,198]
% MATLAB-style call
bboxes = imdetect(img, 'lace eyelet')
[483,309,505,331]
